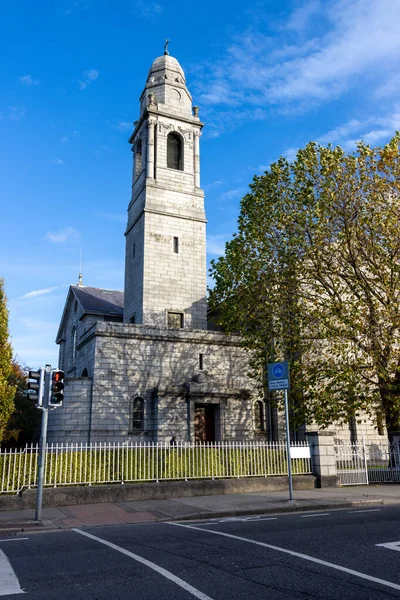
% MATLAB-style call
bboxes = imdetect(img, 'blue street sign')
[267,361,289,390]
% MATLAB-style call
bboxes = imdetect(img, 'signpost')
[267,361,293,501]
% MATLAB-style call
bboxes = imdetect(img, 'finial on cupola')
[164,38,169,55]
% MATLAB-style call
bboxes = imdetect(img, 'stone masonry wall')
[88,322,258,443]
[47,377,93,443]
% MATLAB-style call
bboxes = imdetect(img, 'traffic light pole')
[35,366,51,522]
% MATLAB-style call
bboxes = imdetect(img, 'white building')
[49,49,385,447]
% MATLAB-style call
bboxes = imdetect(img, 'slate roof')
[71,286,124,316]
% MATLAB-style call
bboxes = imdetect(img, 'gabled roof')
[71,286,124,316]
[56,285,124,343]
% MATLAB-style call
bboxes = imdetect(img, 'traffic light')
[50,369,65,406]
[27,369,44,406]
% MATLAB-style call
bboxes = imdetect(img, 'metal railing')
[0,441,312,494]
[366,441,400,483]
[334,442,369,485]
[335,440,400,485]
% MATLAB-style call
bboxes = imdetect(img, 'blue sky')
[1,0,400,369]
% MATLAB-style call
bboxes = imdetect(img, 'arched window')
[135,140,142,179]
[81,368,88,377]
[71,326,77,366]
[130,397,144,431]
[254,400,265,431]
[167,132,183,170]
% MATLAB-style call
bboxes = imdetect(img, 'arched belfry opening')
[167,132,183,170]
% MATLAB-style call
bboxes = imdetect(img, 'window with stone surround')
[254,400,265,431]
[167,312,184,328]
[70,326,77,367]
[167,132,183,170]
[135,140,142,179]
[173,236,179,253]
[130,397,144,432]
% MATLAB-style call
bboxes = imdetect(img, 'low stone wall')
[0,475,316,511]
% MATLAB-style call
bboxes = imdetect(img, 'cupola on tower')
[124,47,207,330]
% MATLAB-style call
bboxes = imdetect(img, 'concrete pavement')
[0,483,399,535]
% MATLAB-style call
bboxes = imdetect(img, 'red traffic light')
[52,370,65,383]
[50,370,65,406]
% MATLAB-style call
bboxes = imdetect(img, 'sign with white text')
[267,361,290,391]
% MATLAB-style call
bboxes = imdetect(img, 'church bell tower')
[123,47,207,330]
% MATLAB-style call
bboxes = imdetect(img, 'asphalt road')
[1,506,400,599]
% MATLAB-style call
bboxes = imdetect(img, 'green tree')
[0,278,16,442]
[3,360,41,447]
[209,134,400,438]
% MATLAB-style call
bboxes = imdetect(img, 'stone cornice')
[93,322,246,348]
[125,206,207,236]
[129,108,204,144]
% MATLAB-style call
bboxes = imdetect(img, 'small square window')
[168,312,184,328]
[173,237,179,253]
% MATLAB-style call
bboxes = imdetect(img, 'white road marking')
[376,541,400,552]
[351,509,381,514]
[0,539,29,543]
[170,523,400,592]
[300,513,330,518]
[246,517,278,523]
[0,549,25,596]
[72,528,215,600]
[195,516,278,526]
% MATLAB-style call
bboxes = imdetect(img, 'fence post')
[390,432,400,468]
[306,431,339,488]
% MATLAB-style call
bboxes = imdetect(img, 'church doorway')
[194,403,220,442]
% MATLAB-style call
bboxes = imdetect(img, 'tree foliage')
[0,278,16,442]
[3,360,41,447]
[209,133,400,436]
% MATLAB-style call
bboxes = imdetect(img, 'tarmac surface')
[1,483,399,535]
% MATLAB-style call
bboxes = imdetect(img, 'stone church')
[48,50,262,444]
[48,49,385,446]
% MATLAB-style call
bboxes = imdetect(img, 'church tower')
[123,48,207,330]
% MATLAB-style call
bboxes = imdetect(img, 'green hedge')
[1,447,310,493]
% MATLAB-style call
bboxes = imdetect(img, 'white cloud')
[8,106,26,120]
[117,121,133,131]
[45,227,80,243]
[195,0,400,118]
[285,0,322,32]
[22,319,58,331]
[94,211,126,223]
[79,69,99,90]
[316,109,400,149]
[20,287,59,300]
[283,147,299,162]
[136,1,162,19]
[219,188,245,202]
[51,158,65,165]
[19,74,39,86]
[207,235,227,256]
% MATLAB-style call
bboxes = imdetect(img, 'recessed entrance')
[194,403,219,442]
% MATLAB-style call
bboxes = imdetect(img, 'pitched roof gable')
[71,286,124,315]
[56,285,124,343]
